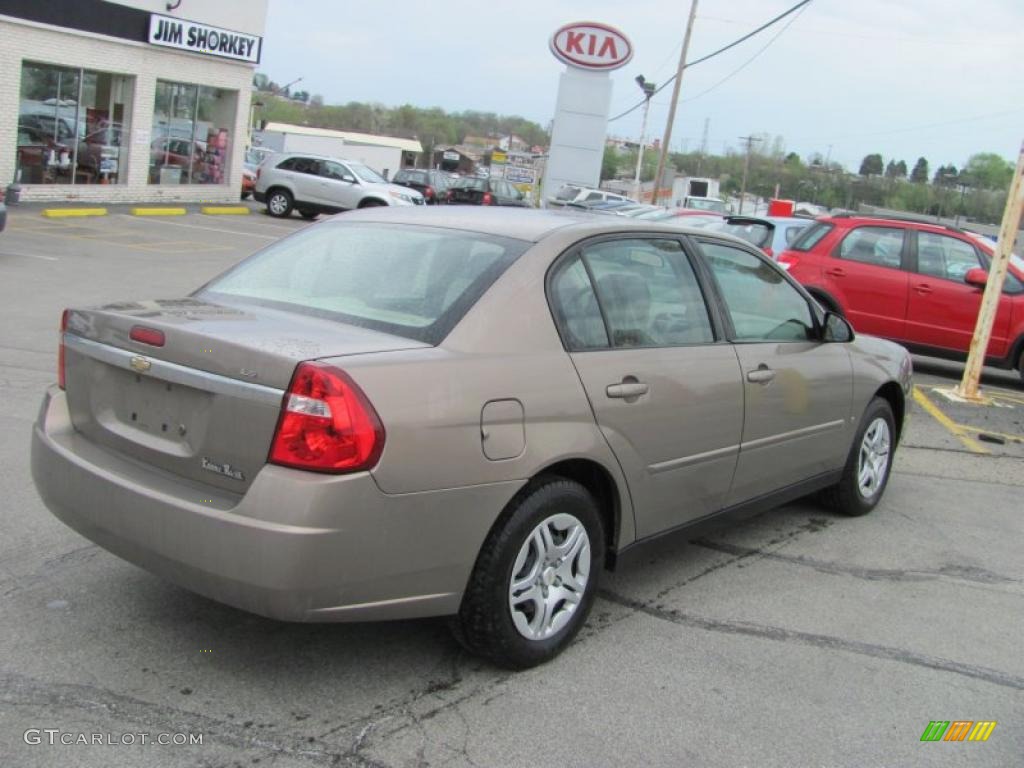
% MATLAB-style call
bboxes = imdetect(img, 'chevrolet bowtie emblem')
[129,355,152,373]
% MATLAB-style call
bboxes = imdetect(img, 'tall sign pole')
[954,140,1024,401]
[652,0,698,205]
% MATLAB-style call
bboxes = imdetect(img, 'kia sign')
[549,22,633,71]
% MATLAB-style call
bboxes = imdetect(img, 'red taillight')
[425,185,434,200]
[482,192,493,205]
[130,325,165,347]
[777,252,798,271]
[58,309,68,390]
[269,362,385,473]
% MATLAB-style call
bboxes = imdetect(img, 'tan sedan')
[32,208,911,668]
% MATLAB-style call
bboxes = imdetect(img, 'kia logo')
[549,22,633,71]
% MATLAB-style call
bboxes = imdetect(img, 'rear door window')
[582,239,715,348]
[836,226,906,269]
[548,257,609,351]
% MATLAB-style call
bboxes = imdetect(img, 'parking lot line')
[0,250,58,262]
[113,214,277,240]
[912,386,990,454]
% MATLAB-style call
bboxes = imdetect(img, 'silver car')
[32,209,911,668]
[254,152,423,219]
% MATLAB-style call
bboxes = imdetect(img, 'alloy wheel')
[508,513,590,641]
[857,417,891,499]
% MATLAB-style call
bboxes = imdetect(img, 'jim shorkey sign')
[541,22,633,205]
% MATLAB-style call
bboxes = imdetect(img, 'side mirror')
[963,267,988,289]
[822,311,854,343]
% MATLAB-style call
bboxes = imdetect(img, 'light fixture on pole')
[633,75,656,203]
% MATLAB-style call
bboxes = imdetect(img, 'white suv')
[254,153,424,219]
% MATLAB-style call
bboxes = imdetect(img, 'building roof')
[261,123,422,153]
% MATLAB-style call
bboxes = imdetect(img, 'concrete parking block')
[130,207,188,216]
[40,208,107,219]
[201,206,250,215]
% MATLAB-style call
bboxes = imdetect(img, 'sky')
[259,0,1024,171]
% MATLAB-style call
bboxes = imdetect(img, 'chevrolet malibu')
[32,208,911,668]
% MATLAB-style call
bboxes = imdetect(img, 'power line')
[680,2,809,105]
[609,0,814,123]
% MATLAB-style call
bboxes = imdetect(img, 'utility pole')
[653,0,699,205]
[954,140,1024,401]
[737,135,761,214]
[632,75,656,203]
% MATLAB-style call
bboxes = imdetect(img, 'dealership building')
[0,0,267,203]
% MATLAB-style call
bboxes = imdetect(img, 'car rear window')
[395,170,427,184]
[789,221,834,251]
[453,178,486,191]
[555,185,582,201]
[198,223,529,344]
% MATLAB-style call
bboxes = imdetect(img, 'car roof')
[326,206,755,245]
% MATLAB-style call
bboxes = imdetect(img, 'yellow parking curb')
[41,208,108,218]
[131,207,187,216]
[201,206,250,215]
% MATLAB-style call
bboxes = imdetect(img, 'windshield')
[199,223,529,344]
[555,185,581,201]
[349,162,387,184]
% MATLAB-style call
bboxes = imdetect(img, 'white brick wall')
[0,16,255,204]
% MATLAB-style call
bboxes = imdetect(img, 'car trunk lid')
[62,297,427,492]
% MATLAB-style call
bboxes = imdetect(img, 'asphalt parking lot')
[1,207,1022,767]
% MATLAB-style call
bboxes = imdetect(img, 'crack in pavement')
[691,539,1022,589]
[0,670,387,767]
[597,589,1024,692]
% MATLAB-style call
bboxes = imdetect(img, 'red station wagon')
[778,214,1024,382]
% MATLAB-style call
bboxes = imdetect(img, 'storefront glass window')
[16,62,133,185]
[150,81,236,185]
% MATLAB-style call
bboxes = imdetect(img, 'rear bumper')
[31,387,521,622]
[252,190,266,203]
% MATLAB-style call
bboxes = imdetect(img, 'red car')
[778,214,1024,381]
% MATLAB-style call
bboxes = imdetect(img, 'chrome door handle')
[746,366,776,384]
[606,381,649,399]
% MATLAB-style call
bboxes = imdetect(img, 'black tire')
[822,397,895,516]
[452,478,604,669]
[266,189,293,218]
[359,199,386,208]
[298,210,318,220]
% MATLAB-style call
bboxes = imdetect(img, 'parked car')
[778,213,1024,381]
[254,153,424,218]
[548,184,635,207]
[391,168,450,204]
[33,208,911,669]
[241,167,256,199]
[446,177,529,206]
[704,215,812,258]
[679,196,728,214]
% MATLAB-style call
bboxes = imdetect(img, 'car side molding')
[613,469,843,569]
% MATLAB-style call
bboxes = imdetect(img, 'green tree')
[933,164,958,185]
[910,157,929,183]
[601,146,620,181]
[895,159,907,178]
[962,153,1014,190]
[859,153,884,177]
[252,72,270,91]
